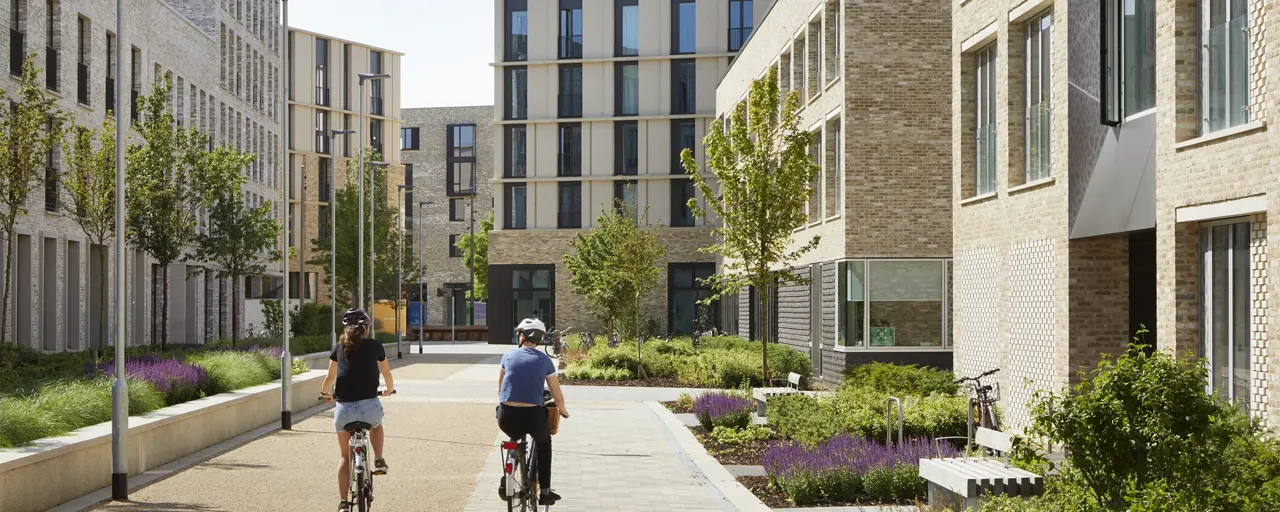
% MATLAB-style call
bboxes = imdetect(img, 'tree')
[61,117,117,361]
[190,147,280,348]
[0,54,66,363]
[679,67,819,382]
[307,149,417,308]
[455,212,492,301]
[126,73,238,350]
[564,201,666,342]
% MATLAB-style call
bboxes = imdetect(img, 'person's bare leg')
[337,432,352,500]
[371,425,385,459]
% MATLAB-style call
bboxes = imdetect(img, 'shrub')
[187,352,275,394]
[563,336,811,388]
[291,302,336,336]
[675,392,695,412]
[844,362,957,396]
[710,424,775,446]
[692,392,753,430]
[564,362,633,381]
[763,435,953,505]
[768,385,968,446]
[98,358,209,405]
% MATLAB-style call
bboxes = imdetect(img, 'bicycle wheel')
[506,449,521,512]
[356,470,369,512]
[523,442,538,512]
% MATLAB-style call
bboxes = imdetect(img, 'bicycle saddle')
[343,421,374,432]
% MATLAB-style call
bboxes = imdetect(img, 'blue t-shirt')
[500,347,557,405]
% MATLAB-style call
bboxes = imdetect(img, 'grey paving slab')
[724,465,766,477]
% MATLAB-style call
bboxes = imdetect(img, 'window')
[615,121,638,175]
[728,0,753,52]
[369,118,383,155]
[1199,220,1251,414]
[823,0,838,81]
[1202,0,1251,132]
[672,59,696,114]
[76,15,88,105]
[672,120,695,173]
[343,43,351,108]
[670,179,695,227]
[825,116,841,216]
[401,127,420,150]
[46,0,58,91]
[974,45,997,196]
[837,261,865,347]
[318,206,330,239]
[616,0,639,57]
[10,0,25,76]
[559,0,582,59]
[103,31,113,108]
[449,198,467,221]
[839,260,950,348]
[505,66,528,120]
[1101,0,1155,123]
[557,182,582,229]
[318,157,331,202]
[669,263,716,335]
[511,268,554,339]
[315,37,329,106]
[672,0,696,54]
[404,163,414,230]
[505,125,527,178]
[613,180,638,220]
[505,184,527,229]
[449,234,464,257]
[44,121,56,212]
[314,110,329,154]
[615,62,638,116]
[369,50,384,116]
[343,115,351,156]
[558,64,582,117]
[506,0,529,61]
[1026,12,1052,182]
[558,123,581,177]
[447,124,477,195]
[807,131,821,222]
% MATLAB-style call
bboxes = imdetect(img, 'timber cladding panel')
[776,268,811,353]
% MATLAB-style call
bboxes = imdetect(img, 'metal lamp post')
[355,73,389,313]
[467,196,475,326]
[394,184,411,359]
[279,0,293,431]
[327,129,354,350]
[416,201,432,351]
[110,0,128,499]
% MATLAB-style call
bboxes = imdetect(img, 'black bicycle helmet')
[343,308,371,327]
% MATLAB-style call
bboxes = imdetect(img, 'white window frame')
[1199,217,1253,413]
[1200,0,1251,133]
[1025,11,1052,183]
[834,258,953,352]
[974,44,997,196]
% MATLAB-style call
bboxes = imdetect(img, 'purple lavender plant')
[762,436,957,505]
[692,392,753,430]
[99,358,210,405]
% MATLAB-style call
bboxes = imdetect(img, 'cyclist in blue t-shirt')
[498,318,570,506]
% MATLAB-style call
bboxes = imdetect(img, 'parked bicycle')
[580,332,595,351]
[543,326,570,358]
[955,368,1000,430]
[321,389,395,512]
[499,390,557,511]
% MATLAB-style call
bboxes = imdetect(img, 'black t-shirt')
[329,338,386,402]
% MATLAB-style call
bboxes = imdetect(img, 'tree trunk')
[0,228,12,365]
[161,269,169,351]
[759,286,770,386]
[231,277,239,348]
[97,247,108,361]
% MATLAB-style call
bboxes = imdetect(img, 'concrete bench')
[919,427,1045,510]
[752,372,801,417]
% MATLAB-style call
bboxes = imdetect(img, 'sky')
[287,0,495,108]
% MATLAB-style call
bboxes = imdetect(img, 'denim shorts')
[333,398,383,433]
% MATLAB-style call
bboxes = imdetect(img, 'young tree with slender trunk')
[190,147,279,348]
[0,55,66,364]
[679,67,819,383]
[61,117,117,361]
[126,73,238,350]
[455,213,492,301]
[564,202,667,343]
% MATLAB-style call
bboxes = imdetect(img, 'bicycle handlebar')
[318,389,396,401]
[954,368,1000,384]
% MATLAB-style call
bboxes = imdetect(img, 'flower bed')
[561,336,810,389]
[692,392,753,430]
[764,436,957,506]
[693,425,776,465]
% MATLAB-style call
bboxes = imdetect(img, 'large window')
[615,121,638,175]
[558,64,582,118]
[369,119,383,155]
[315,37,329,106]
[505,125,527,178]
[512,268,554,340]
[504,184,527,229]
[557,182,582,229]
[318,157,331,202]
[314,110,330,154]
[559,0,582,59]
[974,44,997,196]
[729,0,753,52]
[1202,0,1251,132]
[505,66,527,120]
[670,179,695,227]
[1026,12,1052,182]
[672,59,696,114]
[447,124,477,196]
[449,234,463,257]
[558,123,581,177]
[401,127,420,150]
[506,0,528,61]
[673,0,696,55]
[672,119,695,173]
[1200,220,1252,414]
[1101,0,1155,123]
[449,198,467,222]
[616,62,638,116]
[11,0,25,76]
[838,260,950,348]
[616,0,639,57]
[369,51,384,116]
[76,15,88,105]
[669,263,717,335]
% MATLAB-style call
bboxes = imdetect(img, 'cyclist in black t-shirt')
[320,308,396,512]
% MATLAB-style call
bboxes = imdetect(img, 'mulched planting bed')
[559,377,687,388]
[661,400,691,414]
[737,476,916,509]
[690,426,771,466]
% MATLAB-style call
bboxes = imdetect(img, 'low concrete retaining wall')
[297,342,401,370]
[0,369,327,512]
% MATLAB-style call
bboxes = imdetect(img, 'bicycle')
[580,332,595,351]
[320,389,395,512]
[543,327,570,358]
[955,368,1001,430]
[498,390,558,512]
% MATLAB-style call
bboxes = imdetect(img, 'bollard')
[886,396,903,447]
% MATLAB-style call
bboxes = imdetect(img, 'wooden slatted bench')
[752,372,802,417]
[919,427,1045,510]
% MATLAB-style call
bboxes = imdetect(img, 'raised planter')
[0,369,326,512]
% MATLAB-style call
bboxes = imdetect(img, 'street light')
[110,0,128,499]
[417,201,432,352]
[327,129,354,351]
[279,0,294,431]
[356,72,390,314]
[395,184,411,359]
[369,160,390,326]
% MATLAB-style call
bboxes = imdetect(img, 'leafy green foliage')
[262,299,284,338]
[61,116,118,360]
[844,362,957,396]
[564,202,667,341]
[767,385,968,447]
[564,336,811,388]
[291,302,338,336]
[564,363,633,381]
[675,392,695,412]
[186,351,276,395]
[679,67,819,381]
[455,212,492,300]
[709,424,775,446]
[0,378,165,448]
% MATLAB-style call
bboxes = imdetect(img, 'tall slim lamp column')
[110,0,129,499]
[279,0,293,431]
[395,184,411,359]
[417,201,431,351]
[355,73,389,314]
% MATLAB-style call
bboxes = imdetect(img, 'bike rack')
[886,396,903,447]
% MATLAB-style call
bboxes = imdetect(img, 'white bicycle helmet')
[515,318,547,342]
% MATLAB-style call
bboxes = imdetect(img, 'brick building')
[951,0,1279,430]
[715,0,954,379]
[399,105,494,327]
[1,0,280,351]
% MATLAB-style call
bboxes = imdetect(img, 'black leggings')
[497,404,552,489]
